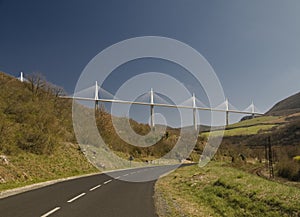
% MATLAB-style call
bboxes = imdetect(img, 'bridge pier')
[193,108,197,131]
[94,81,99,111]
[150,88,155,130]
[150,105,155,130]
[95,100,99,111]
[226,111,229,126]
[192,93,197,131]
[225,98,229,126]
[251,101,255,119]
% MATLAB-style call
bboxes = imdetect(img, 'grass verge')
[0,143,98,192]
[155,162,300,217]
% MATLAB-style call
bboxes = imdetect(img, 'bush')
[293,156,300,162]
[277,158,300,181]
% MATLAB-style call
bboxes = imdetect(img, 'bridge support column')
[150,105,155,130]
[226,111,229,126]
[192,93,197,131]
[251,101,255,119]
[95,100,99,111]
[150,88,155,131]
[193,108,197,131]
[95,81,99,111]
[225,98,229,126]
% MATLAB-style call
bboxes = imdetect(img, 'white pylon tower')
[150,88,155,130]
[20,72,24,82]
[251,100,255,118]
[225,98,229,126]
[95,81,99,110]
[192,93,197,131]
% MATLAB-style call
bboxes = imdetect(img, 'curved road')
[0,165,179,217]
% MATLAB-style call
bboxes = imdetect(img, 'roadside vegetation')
[152,112,300,216]
[0,72,98,191]
[204,113,300,182]
[155,162,300,217]
[0,143,97,191]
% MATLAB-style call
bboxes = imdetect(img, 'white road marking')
[123,174,129,177]
[131,172,136,174]
[67,193,86,203]
[40,207,61,217]
[89,184,101,191]
[115,176,120,179]
[104,180,112,184]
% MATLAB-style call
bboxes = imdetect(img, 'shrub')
[277,158,300,181]
[293,156,300,162]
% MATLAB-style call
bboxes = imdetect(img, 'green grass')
[228,116,281,129]
[202,124,276,137]
[201,116,280,138]
[155,162,300,217]
[0,143,98,191]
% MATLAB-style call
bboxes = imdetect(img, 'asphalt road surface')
[0,165,179,217]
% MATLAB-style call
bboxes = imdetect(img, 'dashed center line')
[67,193,86,203]
[104,179,112,184]
[40,168,160,216]
[40,207,61,217]
[89,184,101,191]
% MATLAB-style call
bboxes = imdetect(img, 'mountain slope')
[267,92,300,116]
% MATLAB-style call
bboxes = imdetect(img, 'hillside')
[0,72,76,155]
[0,72,99,190]
[198,90,300,182]
[155,96,300,216]
[0,72,193,190]
[201,112,300,181]
[266,92,300,116]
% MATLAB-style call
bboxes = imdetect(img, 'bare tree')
[26,73,46,96]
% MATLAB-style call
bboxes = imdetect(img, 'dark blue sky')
[1,0,300,124]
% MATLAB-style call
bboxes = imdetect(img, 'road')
[0,165,179,217]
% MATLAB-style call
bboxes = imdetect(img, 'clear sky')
[0,0,299,126]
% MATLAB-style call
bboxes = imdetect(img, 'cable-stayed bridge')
[61,81,264,130]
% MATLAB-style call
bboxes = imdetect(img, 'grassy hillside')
[0,72,98,190]
[0,72,76,155]
[267,91,300,116]
[155,163,300,217]
[0,143,97,191]
[154,98,300,217]
[205,113,300,181]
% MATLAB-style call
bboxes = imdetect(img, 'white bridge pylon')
[63,82,264,129]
